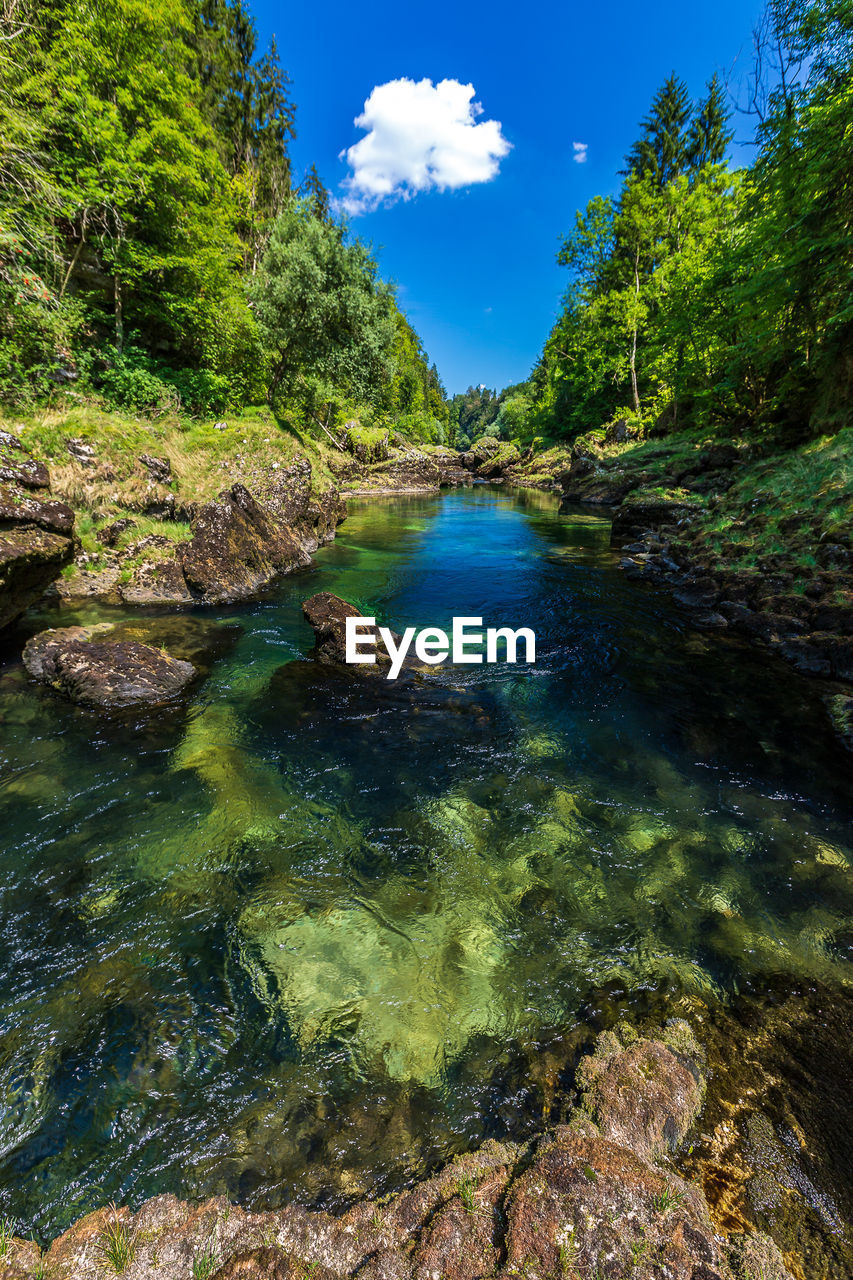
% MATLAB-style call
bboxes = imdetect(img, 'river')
[1,486,852,1246]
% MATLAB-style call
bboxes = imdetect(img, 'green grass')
[652,1182,688,1214]
[95,1207,136,1273]
[691,427,853,581]
[594,419,851,587]
[0,1215,14,1256]
[192,1239,220,1279]
[457,1175,478,1214]
[2,403,345,514]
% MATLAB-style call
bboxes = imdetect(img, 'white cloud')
[572,141,588,164]
[340,78,511,213]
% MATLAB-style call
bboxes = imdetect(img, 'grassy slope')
[1,403,347,571]
[597,425,853,589]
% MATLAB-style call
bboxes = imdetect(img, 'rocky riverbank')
[0,418,348,619]
[556,423,853,751]
[0,1022,800,1280]
[331,434,571,495]
[0,430,75,630]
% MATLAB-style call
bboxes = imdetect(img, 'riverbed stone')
[301,592,416,675]
[120,556,195,605]
[502,1127,724,1280]
[576,1025,704,1161]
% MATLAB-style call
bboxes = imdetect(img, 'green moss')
[344,422,389,463]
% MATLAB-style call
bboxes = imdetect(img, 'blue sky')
[251,0,765,395]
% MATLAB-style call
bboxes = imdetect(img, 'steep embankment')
[555,422,853,749]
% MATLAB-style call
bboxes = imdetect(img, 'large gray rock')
[23,626,196,709]
[177,483,311,604]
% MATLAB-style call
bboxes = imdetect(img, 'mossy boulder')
[460,435,501,471]
[344,422,390,464]
[22,626,196,709]
[576,1022,704,1161]
[611,487,702,540]
[476,441,522,479]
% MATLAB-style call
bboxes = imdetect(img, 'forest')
[1,0,851,452]
[521,0,853,446]
[0,0,451,441]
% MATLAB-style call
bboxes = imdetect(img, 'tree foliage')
[529,0,853,441]
[0,0,446,435]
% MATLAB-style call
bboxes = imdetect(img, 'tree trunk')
[59,235,85,301]
[630,245,641,414]
[114,275,124,354]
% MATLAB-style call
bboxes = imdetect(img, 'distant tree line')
[449,383,532,449]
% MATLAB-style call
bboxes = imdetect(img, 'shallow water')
[1,487,852,1241]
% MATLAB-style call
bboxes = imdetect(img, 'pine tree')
[624,74,691,186]
[299,164,330,223]
[686,74,733,169]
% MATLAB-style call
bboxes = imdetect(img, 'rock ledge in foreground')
[0,1021,798,1280]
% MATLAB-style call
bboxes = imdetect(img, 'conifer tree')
[686,74,733,169]
[623,74,691,186]
[299,165,331,223]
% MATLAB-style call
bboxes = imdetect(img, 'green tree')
[32,0,243,364]
[251,201,396,428]
[624,74,691,186]
[686,74,733,169]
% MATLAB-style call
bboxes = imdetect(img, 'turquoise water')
[0,486,852,1240]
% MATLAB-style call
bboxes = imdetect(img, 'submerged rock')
[23,626,196,709]
[102,615,242,677]
[576,1024,704,1161]
[825,693,853,753]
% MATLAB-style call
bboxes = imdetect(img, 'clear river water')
[1,487,852,1244]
